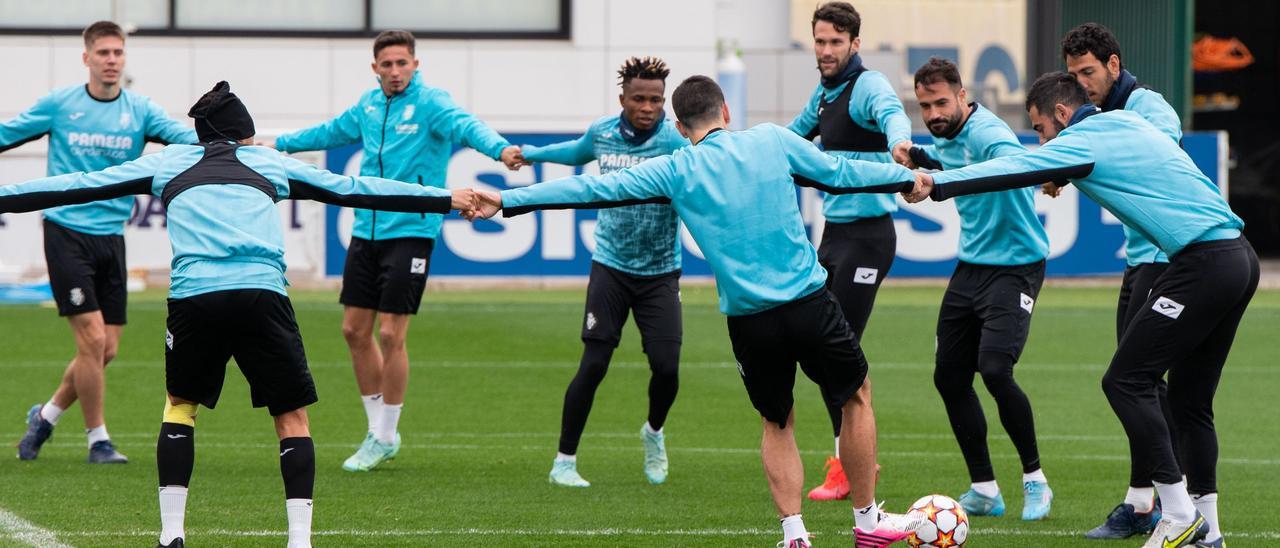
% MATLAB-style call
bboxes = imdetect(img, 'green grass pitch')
[1,285,1277,547]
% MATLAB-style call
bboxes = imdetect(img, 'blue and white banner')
[323,132,1226,278]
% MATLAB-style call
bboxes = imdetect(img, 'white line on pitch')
[0,506,71,548]
[76,439,1280,466]
[3,359,1277,373]
[50,526,1280,540]
[106,431,1129,442]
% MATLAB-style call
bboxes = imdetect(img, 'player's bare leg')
[761,410,810,546]
[19,311,125,462]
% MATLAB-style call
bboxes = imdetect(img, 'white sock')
[780,514,808,542]
[834,436,840,459]
[375,403,401,444]
[971,480,1000,498]
[854,503,879,531]
[158,486,188,544]
[643,421,661,435]
[1191,493,1220,542]
[40,401,64,425]
[1125,487,1156,513]
[555,452,576,463]
[285,498,313,548]
[1153,480,1196,523]
[86,425,110,447]
[361,393,383,433]
[1022,469,1047,484]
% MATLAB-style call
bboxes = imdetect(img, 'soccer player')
[470,75,926,548]
[517,57,689,487]
[0,82,476,548]
[7,21,197,464]
[906,57,1054,521]
[271,30,522,472]
[1059,22,1194,540]
[907,73,1258,548]
[787,2,914,501]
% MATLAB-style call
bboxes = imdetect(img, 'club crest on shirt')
[119,112,131,128]
[402,104,415,120]
[69,287,85,306]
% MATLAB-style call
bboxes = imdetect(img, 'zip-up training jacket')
[275,71,508,241]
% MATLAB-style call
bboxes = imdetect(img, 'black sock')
[644,340,680,431]
[279,437,315,500]
[558,340,615,455]
[157,423,195,487]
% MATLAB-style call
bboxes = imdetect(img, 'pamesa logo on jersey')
[67,132,133,150]
[597,153,646,171]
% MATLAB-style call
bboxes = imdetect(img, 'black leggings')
[1117,262,1180,488]
[1103,238,1258,495]
[935,351,1041,482]
[557,339,680,455]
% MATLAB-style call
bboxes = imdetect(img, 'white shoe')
[1142,512,1209,548]
[548,460,590,487]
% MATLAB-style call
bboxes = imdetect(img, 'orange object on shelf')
[1193,36,1255,72]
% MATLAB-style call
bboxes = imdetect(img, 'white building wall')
[0,0,722,139]
[0,0,727,281]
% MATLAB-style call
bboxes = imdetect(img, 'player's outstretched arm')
[853,72,913,166]
[273,104,362,153]
[0,153,163,213]
[423,90,516,169]
[497,154,675,217]
[927,131,1096,201]
[0,93,56,154]
[520,128,596,168]
[280,155,457,214]
[777,126,914,194]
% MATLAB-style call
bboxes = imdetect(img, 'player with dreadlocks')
[516,56,689,487]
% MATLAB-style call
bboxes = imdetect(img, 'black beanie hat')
[188,81,255,142]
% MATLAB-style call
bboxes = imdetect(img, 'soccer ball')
[906,494,969,547]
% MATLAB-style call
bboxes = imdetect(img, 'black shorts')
[581,261,682,347]
[165,289,317,416]
[727,289,868,428]
[936,260,1045,363]
[339,237,435,315]
[1116,262,1169,342]
[42,219,128,325]
[818,214,896,338]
